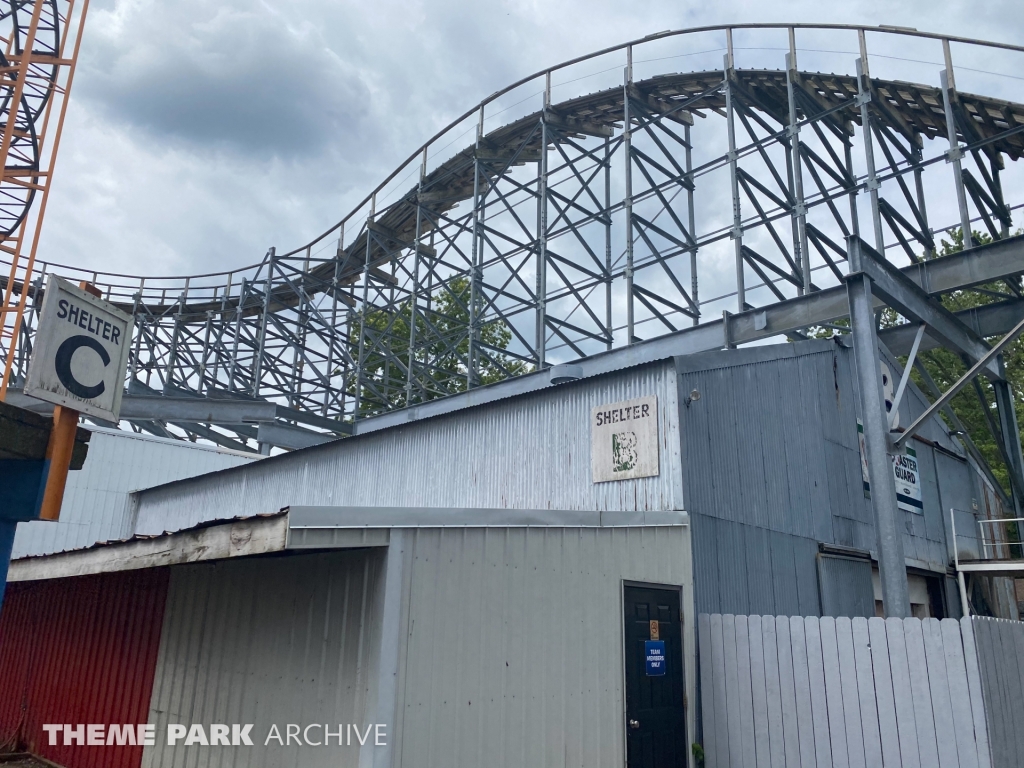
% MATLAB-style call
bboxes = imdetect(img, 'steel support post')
[786,41,809,294]
[127,277,144,386]
[537,77,550,366]
[211,274,231,388]
[353,199,374,419]
[253,248,274,397]
[407,150,427,404]
[468,107,484,389]
[623,50,635,343]
[198,309,212,395]
[856,58,885,255]
[724,51,745,311]
[163,278,188,394]
[604,136,613,348]
[993,373,1024,517]
[324,223,343,417]
[912,145,931,256]
[228,277,246,391]
[685,122,698,324]
[848,238,910,618]
[942,40,973,249]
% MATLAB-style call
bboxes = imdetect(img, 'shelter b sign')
[591,395,659,483]
[24,276,133,422]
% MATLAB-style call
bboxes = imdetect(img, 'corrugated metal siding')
[817,554,874,617]
[13,427,256,558]
[392,525,692,768]
[142,550,386,768]
[691,514,819,617]
[681,340,983,618]
[134,361,683,535]
[0,568,169,768]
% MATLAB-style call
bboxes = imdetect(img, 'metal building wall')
[13,427,256,558]
[391,525,694,768]
[0,568,169,768]
[133,361,683,535]
[679,340,975,618]
[142,549,386,768]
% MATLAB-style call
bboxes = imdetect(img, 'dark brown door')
[624,585,686,768]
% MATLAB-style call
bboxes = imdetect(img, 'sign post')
[24,276,132,520]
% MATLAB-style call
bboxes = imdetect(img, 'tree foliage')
[812,228,1024,496]
[349,276,531,416]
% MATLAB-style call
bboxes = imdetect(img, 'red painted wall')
[0,568,169,768]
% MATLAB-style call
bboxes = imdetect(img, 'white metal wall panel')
[142,549,386,768]
[391,525,695,768]
[12,427,256,558]
[134,361,683,535]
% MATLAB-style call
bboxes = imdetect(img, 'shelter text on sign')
[591,395,659,483]
[24,276,133,422]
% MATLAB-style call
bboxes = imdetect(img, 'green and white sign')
[858,421,924,514]
[591,395,659,483]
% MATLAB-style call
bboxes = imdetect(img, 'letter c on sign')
[55,335,109,398]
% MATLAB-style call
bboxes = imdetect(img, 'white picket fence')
[697,614,1021,768]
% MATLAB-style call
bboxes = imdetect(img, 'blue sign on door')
[645,640,666,676]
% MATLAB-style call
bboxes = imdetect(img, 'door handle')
[628,719,640,730]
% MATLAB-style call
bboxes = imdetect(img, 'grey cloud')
[36,0,1024,279]
[78,2,371,158]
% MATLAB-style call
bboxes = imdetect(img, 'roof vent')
[549,363,583,385]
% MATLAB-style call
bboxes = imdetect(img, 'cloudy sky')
[35,0,1024,280]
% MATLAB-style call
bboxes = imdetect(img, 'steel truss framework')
[0,0,88,393]
[1,24,1023,471]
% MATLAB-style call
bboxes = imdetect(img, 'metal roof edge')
[673,337,844,374]
[287,505,689,529]
[8,512,289,581]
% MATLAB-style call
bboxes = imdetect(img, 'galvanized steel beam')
[847,239,911,618]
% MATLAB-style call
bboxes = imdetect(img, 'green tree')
[812,228,1024,495]
[348,276,531,416]
[910,229,1024,496]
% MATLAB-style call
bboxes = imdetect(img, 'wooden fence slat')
[886,617,922,768]
[903,618,940,767]
[973,619,1007,767]
[834,617,866,768]
[776,617,803,768]
[869,617,903,768]
[804,616,834,768]
[819,617,850,768]
[748,616,772,768]
[790,616,818,768]
[959,618,992,768]
[1012,620,1024,767]
[905,618,941,768]
[921,618,958,768]
[698,615,1013,768]
[724,615,745,766]
[941,618,979,768]
[700,615,718,768]
[851,618,883,768]
[762,617,787,768]
[735,616,758,768]
[999,620,1024,765]
[711,614,731,768]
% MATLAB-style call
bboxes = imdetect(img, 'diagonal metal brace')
[847,236,1002,380]
[894,313,1024,448]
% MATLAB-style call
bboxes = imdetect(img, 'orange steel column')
[0,0,92,399]
[37,280,97,520]
[38,405,78,520]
